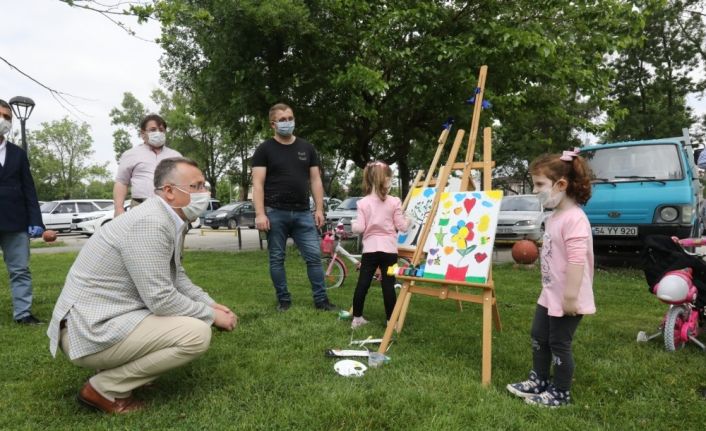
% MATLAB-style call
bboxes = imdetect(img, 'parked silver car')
[495,194,548,242]
[325,197,362,233]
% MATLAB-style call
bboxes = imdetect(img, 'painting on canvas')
[421,190,503,283]
[397,177,461,252]
[397,187,435,251]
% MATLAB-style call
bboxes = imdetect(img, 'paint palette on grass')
[421,190,503,283]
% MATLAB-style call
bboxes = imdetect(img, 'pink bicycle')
[320,221,410,289]
[638,235,706,351]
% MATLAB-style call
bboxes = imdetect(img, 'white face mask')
[537,184,565,209]
[173,190,210,222]
[147,131,166,147]
[0,118,11,136]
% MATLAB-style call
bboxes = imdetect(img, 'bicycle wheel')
[664,305,690,352]
[322,256,346,289]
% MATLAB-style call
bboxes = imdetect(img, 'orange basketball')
[42,230,58,243]
[511,239,539,264]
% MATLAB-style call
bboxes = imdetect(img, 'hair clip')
[560,148,580,162]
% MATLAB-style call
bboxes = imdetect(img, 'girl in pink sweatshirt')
[507,149,595,407]
[350,161,410,329]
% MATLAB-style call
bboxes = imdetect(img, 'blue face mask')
[275,120,295,137]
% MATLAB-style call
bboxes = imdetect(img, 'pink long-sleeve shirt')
[539,204,596,317]
[351,194,409,254]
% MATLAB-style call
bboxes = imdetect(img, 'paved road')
[32,228,518,264]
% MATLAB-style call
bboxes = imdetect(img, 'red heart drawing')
[474,252,487,263]
[464,198,476,214]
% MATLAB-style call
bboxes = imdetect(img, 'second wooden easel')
[381,66,502,386]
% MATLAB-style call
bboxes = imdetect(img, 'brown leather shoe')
[77,381,145,414]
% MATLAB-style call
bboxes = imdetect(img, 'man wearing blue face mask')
[48,157,237,414]
[0,99,45,325]
[252,103,337,312]
[113,114,182,218]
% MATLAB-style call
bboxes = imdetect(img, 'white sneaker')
[351,316,369,329]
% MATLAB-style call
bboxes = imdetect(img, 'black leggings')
[530,304,583,391]
[352,252,398,320]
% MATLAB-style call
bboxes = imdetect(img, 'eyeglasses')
[162,183,211,192]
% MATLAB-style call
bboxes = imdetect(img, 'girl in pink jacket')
[507,149,595,407]
[350,161,410,329]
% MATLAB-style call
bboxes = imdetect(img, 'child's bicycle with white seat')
[638,235,706,352]
[320,220,410,289]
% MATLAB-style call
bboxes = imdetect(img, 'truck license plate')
[591,226,637,236]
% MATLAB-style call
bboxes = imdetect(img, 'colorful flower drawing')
[422,190,503,283]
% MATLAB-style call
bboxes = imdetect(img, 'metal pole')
[20,119,27,154]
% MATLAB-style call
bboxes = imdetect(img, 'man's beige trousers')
[61,315,211,400]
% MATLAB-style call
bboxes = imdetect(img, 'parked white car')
[495,194,548,242]
[74,203,130,236]
[40,199,113,232]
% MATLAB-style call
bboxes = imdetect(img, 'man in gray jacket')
[47,157,236,414]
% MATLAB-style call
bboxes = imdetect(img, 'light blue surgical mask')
[275,120,295,137]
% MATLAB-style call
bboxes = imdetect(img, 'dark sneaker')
[314,300,338,311]
[525,385,571,408]
[277,301,291,312]
[15,314,44,325]
[506,370,548,398]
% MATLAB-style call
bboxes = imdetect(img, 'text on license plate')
[591,226,637,236]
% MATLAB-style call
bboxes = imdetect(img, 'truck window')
[582,144,683,182]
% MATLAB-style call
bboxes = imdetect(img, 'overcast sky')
[2,1,705,180]
[3,0,163,175]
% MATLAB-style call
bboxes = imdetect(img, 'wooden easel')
[381,66,501,386]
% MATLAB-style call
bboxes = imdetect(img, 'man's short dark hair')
[154,157,199,189]
[0,99,11,112]
[140,114,168,132]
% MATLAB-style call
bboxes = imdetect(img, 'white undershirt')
[0,138,6,166]
[158,196,186,246]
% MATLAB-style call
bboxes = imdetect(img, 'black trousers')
[352,252,398,320]
[530,304,583,391]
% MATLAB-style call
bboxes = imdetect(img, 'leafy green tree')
[347,166,364,198]
[110,92,147,161]
[30,118,110,199]
[150,0,639,198]
[605,0,706,141]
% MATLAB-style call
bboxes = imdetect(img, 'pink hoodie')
[351,194,409,254]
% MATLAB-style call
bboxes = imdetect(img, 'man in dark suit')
[0,99,45,324]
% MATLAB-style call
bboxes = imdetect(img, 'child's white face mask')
[532,175,565,209]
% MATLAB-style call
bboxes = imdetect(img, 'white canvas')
[421,190,503,283]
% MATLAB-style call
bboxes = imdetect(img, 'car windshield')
[500,196,540,212]
[582,144,683,182]
[337,197,360,210]
[219,203,240,211]
[40,201,58,213]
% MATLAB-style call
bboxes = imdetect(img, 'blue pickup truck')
[579,131,704,254]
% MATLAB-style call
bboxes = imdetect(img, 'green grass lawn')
[1,250,705,430]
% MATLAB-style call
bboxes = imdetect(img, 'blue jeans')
[266,208,328,304]
[0,231,33,319]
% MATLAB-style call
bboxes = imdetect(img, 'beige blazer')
[47,197,215,359]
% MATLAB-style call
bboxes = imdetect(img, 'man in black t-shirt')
[251,103,337,312]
